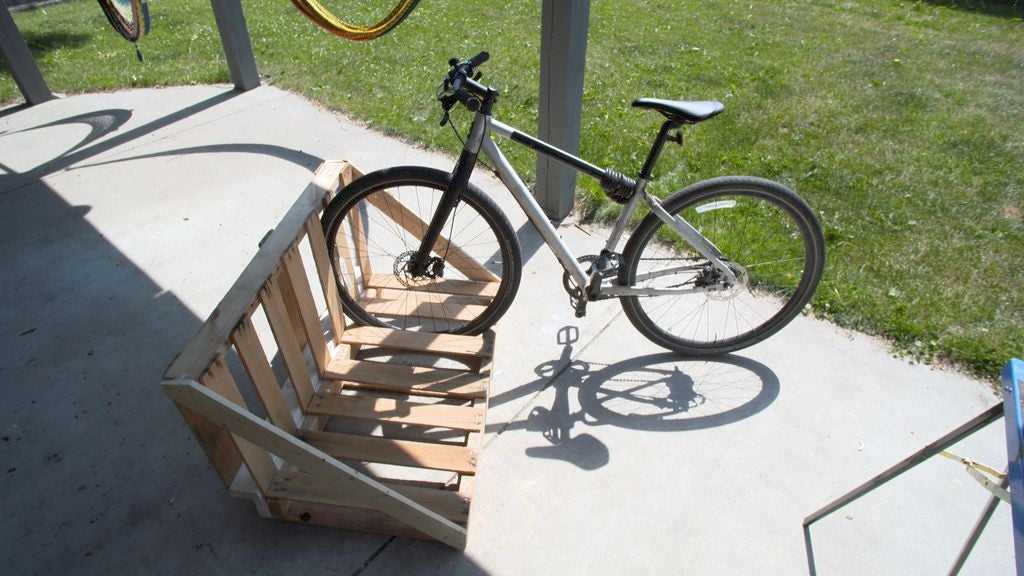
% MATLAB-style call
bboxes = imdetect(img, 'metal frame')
[483,115,734,299]
[801,399,1013,576]
[1003,358,1024,575]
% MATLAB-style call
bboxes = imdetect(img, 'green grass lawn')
[3,0,1022,379]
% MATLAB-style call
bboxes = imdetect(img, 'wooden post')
[209,0,260,91]
[0,6,54,105]
[536,0,590,220]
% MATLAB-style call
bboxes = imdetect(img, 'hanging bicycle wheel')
[290,0,420,41]
[97,0,150,42]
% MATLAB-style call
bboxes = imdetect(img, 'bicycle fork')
[408,112,489,278]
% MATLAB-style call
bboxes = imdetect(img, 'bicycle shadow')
[496,326,780,470]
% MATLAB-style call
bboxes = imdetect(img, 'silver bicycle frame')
[481,116,736,299]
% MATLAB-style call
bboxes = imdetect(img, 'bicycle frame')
[418,109,738,304]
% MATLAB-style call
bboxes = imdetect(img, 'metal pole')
[536,0,589,220]
[0,6,54,105]
[802,404,1005,576]
[947,471,1010,575]
[802,404,1004,529]
[209,0,260,91]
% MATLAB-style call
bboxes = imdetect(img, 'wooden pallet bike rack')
[162,161,494,548]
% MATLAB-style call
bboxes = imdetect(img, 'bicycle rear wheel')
[321,166,522,334]
[619,176,825,355]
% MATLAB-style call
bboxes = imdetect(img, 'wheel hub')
[394,250,445,288]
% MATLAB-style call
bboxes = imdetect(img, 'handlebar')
[439,52,492,114]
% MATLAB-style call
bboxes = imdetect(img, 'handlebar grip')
[468,51,489,68]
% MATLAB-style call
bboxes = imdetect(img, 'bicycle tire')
[321,166,522,334]
[97,0,150,42]
[618,176,825,355]
[290,0,419,41]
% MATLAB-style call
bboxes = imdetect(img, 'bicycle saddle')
[632,98,724,124]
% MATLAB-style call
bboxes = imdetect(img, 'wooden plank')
[305,216,346,344]
[272,500,434,541]
[261,271,316,409]
[366,274,499,298]
[268,467,470,523]
[340,326,493,358]
[324,212,361,303]
[174,401,243,489]
[162,380,468,548]
[461,331,493,503]
[348,201,373,284]
[283,246,331,376]
[231,316,297,434]
[363,291,487,323]
[307,394,484,432]
[299,430,477,474]
[165,161,348,381]
[276,259,309,350]
[363,191,498,282]
[200,359,278,494]
[325,358,487,399]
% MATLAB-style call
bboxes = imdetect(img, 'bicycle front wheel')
[619,176,825,355]
[321,166,522,334]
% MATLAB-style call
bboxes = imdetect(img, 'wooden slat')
[363,191,498,282]
[282,246,331,375]
[305,216,346,343]
[268,467,471,523]
[200,359,277,494]
[325,357,487,399]
[299,430,476,474]
[162,380,469,548]
[366,274,499,298]
[461,331,493,498]
[174,402,242,489]
[272,500,434,541]
[348,201,373,283]
[276,258,308,350]
[261,271,316,409]
[362,291,487,323]
[340,325,493,358]
[327,208,362,303]
[307,394,484,432]
[164,161,348,381]
[231,316,297,434]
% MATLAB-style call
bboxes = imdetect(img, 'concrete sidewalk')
[0,85,1013,575]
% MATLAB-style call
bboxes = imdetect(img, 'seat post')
[639,120,682,181]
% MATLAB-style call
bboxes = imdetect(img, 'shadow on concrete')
[0,90,238,193]
[0,96,405,575]
[490,326,780,470]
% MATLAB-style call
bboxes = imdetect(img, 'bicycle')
[321,52,826,355]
